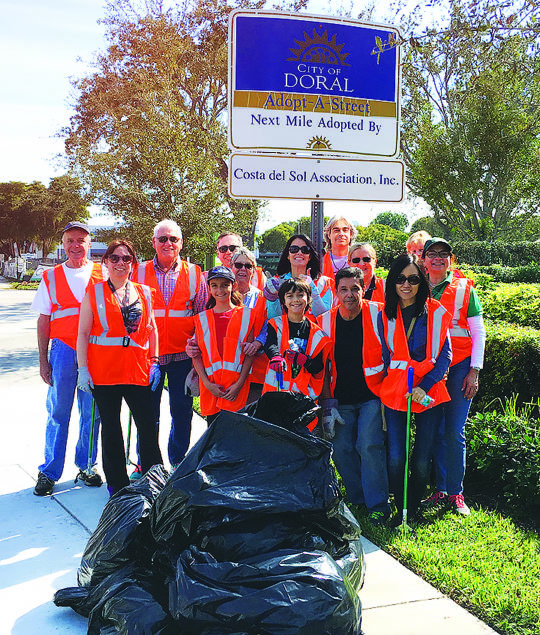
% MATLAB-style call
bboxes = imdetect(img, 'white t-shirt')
[31,262,105,316]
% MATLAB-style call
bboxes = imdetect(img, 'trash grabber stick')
[276,370,283,391]
[402,366,415,531]
[125,410,133,465]
[86,397,96,475]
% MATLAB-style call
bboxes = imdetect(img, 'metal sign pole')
[310,200,324,260]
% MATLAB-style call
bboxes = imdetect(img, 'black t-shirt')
[264,318,324,376]
[334,311,376,405]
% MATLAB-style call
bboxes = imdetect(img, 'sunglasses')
[233,262,253,270]
[289,245,311,254]
[425,250,451,259]
[351,256,372,263]
[218,245,238,253]
[396,274,421,286]
[157,235,180,243]
[108,254,133,263]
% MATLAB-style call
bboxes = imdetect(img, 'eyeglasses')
[396,274,421,286]
[233,262,253,270]
[289,245,311,254]
[351,256,372,264]
[218,244,238,253]
[157,235,180,244]
[425,250,450,259]
[108,254,133,263]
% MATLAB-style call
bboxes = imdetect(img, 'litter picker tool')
[86,398,96,475]
[401,366,416,534]
[125,409,133,466]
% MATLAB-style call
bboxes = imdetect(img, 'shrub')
[476,283,540,330]
[452,241,540,266]
[475,320,540,412]
[355,223,408,268]
[462,263,540,284]
[465,397,540,518]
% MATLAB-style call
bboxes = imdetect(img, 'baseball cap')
[422,237,452,258]
[63,221,90,235]
[207,265,235,284]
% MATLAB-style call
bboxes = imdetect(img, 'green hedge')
[463,263,540,284]
[465,400,540,517]
[475,320,540,412]
[476,283,540,330]
[452,241,540,266]
[355,224,408,268]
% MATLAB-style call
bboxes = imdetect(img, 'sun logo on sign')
[307,136,332,150]
[287,28,351,66]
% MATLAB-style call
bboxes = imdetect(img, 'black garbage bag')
[78,465,169,588]
[169,546,362,634]
[241,390,321,432]
[150,409,342,557]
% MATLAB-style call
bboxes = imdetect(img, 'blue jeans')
[385,403,443,514]
[136,358,193,465]
[39,338,100,481]
[332,399,389,513]
[434,358,473,496]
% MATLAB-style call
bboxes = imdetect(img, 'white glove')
[77,366,94,394]
[321,398,345,440]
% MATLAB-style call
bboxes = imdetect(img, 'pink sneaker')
[448,493,470,516]
[420,491,447,510]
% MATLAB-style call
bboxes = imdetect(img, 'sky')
[0,0,427,233]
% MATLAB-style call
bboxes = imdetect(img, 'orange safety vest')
[262,315,330,400]
[248,289,268,384]
[44,262,103,350]
[379,298,453,413]
[367,277,385,303]
[87,281,154,386]
[252,266,266,291]
[194,305,256,416]
[322,251,334,279]
[437,275,473,366]
[134,259,201,355]
[318,301,385,398]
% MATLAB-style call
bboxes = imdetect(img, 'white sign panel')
[229,10,401,157]
[229,153,404,202]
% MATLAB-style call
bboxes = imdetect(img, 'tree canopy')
[391,0,540,241]
[371,211,409,232]
[63,0,306,261]
[0,177,89,258]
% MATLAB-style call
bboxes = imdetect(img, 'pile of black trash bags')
[55,392,365,634]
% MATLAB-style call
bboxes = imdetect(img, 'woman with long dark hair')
[375,253,453,522]
[264,234,334,319]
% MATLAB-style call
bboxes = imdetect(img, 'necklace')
[330,252,348,272]
[108,279,130,307]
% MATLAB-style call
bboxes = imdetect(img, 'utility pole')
[310,200,324,260]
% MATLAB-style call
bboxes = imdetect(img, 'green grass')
[355,505,540,635]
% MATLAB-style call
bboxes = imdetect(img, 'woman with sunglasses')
[264,234,334,320]
[420,238,486,516]
[348,242,385,302]
[229,247,268,402]
[374,253,453,522]
[77,240,163,496]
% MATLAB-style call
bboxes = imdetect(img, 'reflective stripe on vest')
[320,311,332,337]
[137,261,196,318]
[450,326,471,337]
[46,268,80,321]
[452,278,467,327]
[430,304,448,363]
[88,334,149,350]
[198,311,221,376]
[93,283,109,336]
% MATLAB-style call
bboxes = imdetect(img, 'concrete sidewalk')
[0,280,496,634]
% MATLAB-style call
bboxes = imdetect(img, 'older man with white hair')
[321,215,358,280]
[132,219,205,475]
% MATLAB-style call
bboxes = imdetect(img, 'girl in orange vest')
[263,278,330,401]
[348,242,385,303]
[77,240,163,496]
[378,254,453,521]
[191,265,256,425]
